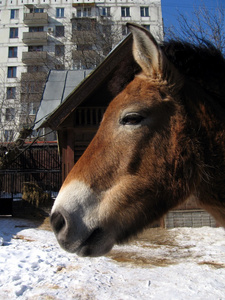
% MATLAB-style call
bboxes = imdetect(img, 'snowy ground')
[0,217,225,300]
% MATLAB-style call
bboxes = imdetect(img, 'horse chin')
[58,227,115,257]
[75,228,115,257]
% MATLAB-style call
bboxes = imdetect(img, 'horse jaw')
[51,180,116,257]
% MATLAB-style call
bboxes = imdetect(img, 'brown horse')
[51,23,225,257]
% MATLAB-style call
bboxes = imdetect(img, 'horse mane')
[162,40,225,112]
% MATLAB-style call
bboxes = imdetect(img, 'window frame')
[140,7,149,17]
[10,9,19,19]
[77,8,82,18]
[7,67,17,78]
[29,26,44,32]
[4,130,14,142]
[6,87,16,99]
[30,8,44,13]
[5,107,15,121]
[8,47,18,58]
[29,102,39,116]
[83,7,91,17]
[102,7,111,17]
[121,7,130,17]
[55,25,65,37]
[28,45,43,52]
[56,8,65,18]
[9,27,18,38]
[142,24,150,31]
[77,44,92,51]
[122,24,129,36]
[55,45,65,57]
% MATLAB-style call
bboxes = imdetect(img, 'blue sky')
[161,0,224,33]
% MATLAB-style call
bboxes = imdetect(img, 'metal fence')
[0,143,62,213]
[0,169,61,199]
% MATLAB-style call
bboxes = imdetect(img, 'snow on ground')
[0,217,225,300]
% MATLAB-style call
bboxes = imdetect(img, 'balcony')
[22,51,48,65]
[24,12,48,25]
[23,32,48,45]
[72,2,96,7]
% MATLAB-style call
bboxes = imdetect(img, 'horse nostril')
[50,211,66,234]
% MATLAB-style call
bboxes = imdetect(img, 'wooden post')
[59,129,75,182]
[66,129,75,176]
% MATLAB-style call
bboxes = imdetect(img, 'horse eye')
[120,113,144,126]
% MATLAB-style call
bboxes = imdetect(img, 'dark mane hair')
[162,41,225,109]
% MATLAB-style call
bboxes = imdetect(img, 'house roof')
[34,69,92,130]
[37,34,133,130]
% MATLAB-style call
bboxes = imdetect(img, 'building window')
[83,7,91,17]
[55,45,65,56]
[29,103,38,116]
[4,130,14,142]
[7,87,16,99]
[5,108,15,121]
[101,7,110,17]
[8,47,18,58]
[21,81,43,94]
[72,19,95,31]
[27,65,45,73]
[121,7,130,17]
[10,9,19,19]
[56,8,64,18]
[77,9,82,18]
[140,7,149,17]
[77,8,91,17]
[55,26,64,37]
[77,44,92,51]
[30,8,44,13]
[142,24,150,31]
[9,27,18,38]
[28,45,43,52]
[7,67,17,78]
[103,24,111,35]
[29,26,44,32]
[122,25,129,36]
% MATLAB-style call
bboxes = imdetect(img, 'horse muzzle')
[50,180,115,256]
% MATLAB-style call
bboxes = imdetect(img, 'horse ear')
[127,23,162,76]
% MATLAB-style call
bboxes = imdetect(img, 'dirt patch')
[107,227,200,268]
[107,250,175,267]
[198,261,225,269]
[107,228,181,267]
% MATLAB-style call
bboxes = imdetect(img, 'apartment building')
[0,0,163,142]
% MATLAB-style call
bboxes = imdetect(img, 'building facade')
[0,0,163,142]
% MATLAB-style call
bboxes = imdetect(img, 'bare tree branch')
[165,1,225,54]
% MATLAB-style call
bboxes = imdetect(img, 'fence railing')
[0,169,62,200]
[0,143,62,204]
